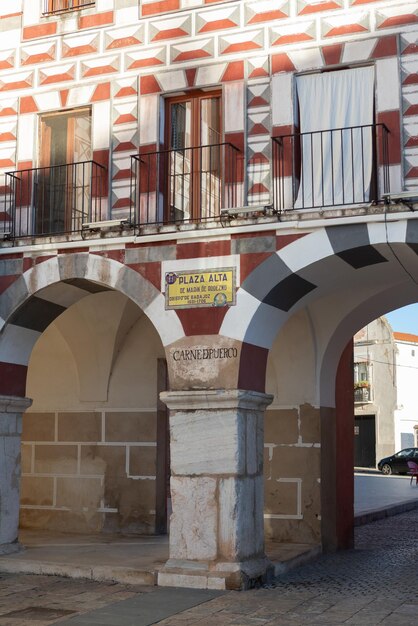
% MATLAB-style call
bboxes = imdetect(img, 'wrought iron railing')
[272,124,390,213]
[42,0,94,15]
[130,143,241,227]
[354,386,371,403]
[2,161,106,238]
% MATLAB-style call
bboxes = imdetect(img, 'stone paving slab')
[0,509,418,624]
[59,587,222,626]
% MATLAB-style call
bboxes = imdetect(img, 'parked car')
[378,448,418,475]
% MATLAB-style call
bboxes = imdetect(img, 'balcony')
[42,0,95,15]
[354,383,371,403]
[272,124,390,213]
[1,161,106,239]
[0,126,395,244]
[130,143,241,228]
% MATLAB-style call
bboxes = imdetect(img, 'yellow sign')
[165,268,236,309]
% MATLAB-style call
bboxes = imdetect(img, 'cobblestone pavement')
[156,510,418,626]
[0,509,416,626]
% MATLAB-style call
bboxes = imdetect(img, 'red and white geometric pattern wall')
[401,29,418,187]
[0,0,417,218]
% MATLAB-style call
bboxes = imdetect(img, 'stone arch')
[0,252,185,397]
[222,216,418,553]
[220,217,418,393]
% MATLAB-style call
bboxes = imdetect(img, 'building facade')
[354,317,396,468]
[354,321,418,468]
[393,331,418,451]
[0,0,418,589]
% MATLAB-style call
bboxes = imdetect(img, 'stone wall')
[264,312,321,545]
[264,405,321,544]
[20,409,157,533]
[20,291,166,535]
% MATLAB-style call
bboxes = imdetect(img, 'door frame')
[38,107,92,233]
[165,90,222,221]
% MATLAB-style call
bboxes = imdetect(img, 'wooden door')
[47,0,82,13]
[354,415,376,468]
[38,108,91,234]
[166,92,221,222]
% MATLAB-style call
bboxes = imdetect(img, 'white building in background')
[393,332,418,451]
[354,318,397,468]
[354,320,418,468]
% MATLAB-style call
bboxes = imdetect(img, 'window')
[395,448,414,458]
[166,92,222,221]
[43,0,94,15]
[37,108,92,233]
[294,66,375,208]
[354,362,369,384]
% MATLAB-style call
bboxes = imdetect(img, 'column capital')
[0,396,32,413]
[160,389,273,412]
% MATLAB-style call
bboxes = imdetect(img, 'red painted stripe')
[299,1,340,15]
[378,14,418,29]
[153,28,189,41]
[199,19,237,32]
[57,247,88,255]
[173,50,211,62]
[322,43,343,65]
[0,12,22,19]
[63,44,97,57]
[20,96,38,114]
[91,249,126,264]
[141,0,179,17]
[372,35,398,58]
[0,107,18,116]
[0,362,27,397]
[222,61,244,82]
[23,22,57,40]
[127,262,161,291]
[272,33,313,46]
[0,252,24,259]
[276,233,308,251]
[248,10,288,23]
[175,307,227,336]
[272,53,296,73]
[238,343,268,392]
[176,239,231,260]
[106,36,142,49]
[91,82,111,101]
[377,110,401,165]
[325,24,368,37]
[126,239,176,249]
[0,275,19,295]
[78,11,114,29]
[83,65,117,77]
[128,57,164,69]
[140,75,161,94]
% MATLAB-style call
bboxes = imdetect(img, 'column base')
[0,541,23,557]
[158,556,274,591]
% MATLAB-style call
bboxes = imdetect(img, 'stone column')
[158,389,273,590]
[0,396,32,554]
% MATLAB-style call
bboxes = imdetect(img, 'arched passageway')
[0,254,183,548]
[22,290,168,536]
[1,216,418,588]
[220,216,418,553]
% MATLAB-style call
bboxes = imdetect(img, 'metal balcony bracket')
[81,219,132,233]
[382,192,418,212]
[220,204,272,220]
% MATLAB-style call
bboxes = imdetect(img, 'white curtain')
[295,66,375,208]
